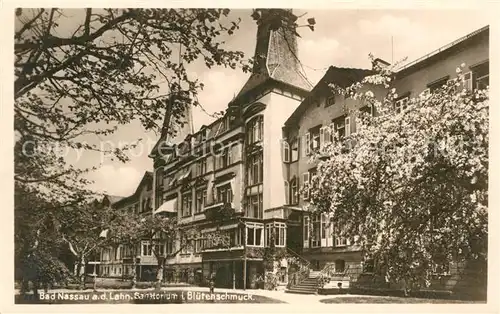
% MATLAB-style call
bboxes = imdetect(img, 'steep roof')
[284,66,373,127]
[395,25,489,78]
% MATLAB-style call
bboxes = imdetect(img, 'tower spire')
[234,9,312,101]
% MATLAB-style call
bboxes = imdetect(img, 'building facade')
[98,12,488,295]
[148,9,312,289]
[282,25,489,293]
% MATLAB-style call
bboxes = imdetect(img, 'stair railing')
[317,263,351,289]
[286,247,311,289]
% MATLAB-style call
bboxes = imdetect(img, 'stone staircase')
[285,270,321,294]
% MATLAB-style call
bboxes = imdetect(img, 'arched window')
[282,141,290,162]
[246,115,263,144]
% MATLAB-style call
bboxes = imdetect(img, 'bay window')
[246,223,264,247]
[264,222,286,247]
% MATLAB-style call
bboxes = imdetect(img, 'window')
[427,76,449,93]
[246,193,263,219]
[326,95,335,107]
[142,198,151,213]
[141,241,152,256]
[217,184,233,204]
[246,223,264,246]
[345,117,351,137]
[265,222,286,247]
[320,125,332,150]
[291,140,299,162]
[155,167,164,207]
[334,235,348,247]
[310,126,321,151]
[462,71,473,91]
[216,147,232,169]
[332,116,346,141]
[304,132,311,155]
[182,191,192,217]
[282,141,290,163]
[154,244,165,256]
[166,240,173,255]
[246,115,264,144]
[395,96,409,114]
[321,216,327,239]
[311,215,321,247]
[302,172,310,200]
[291,178,298,204]
[195,188,206,213]
[275,223,286,247]
[197,158,207,175]
[472,61,489,90]
[303,216,310,242]
[247,151,263,186]
[360,104,375,117]
[284,181,290,205]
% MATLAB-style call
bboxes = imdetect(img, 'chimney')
[372,58,391,71]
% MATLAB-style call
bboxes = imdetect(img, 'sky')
[77,8,489,197]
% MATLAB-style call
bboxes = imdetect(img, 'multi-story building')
[98,11,488,296]
[148,9,312,289]
[282,25,489,293]
[98,172,155,280]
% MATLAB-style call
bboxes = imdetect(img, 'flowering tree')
[110,212,200,289]
[307,60,488,293]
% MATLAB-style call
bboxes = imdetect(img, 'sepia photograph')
[6,3,494,310]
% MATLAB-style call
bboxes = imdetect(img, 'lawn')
[319,295,485,304]
[15,290,285,304]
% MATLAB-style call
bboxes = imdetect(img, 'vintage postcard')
[2,1,498,313]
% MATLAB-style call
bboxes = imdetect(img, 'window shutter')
[319,127,325,149]
[283,141,290,163]
[345,117,351,137]
[305,132,311,155]
[302,172,310,200]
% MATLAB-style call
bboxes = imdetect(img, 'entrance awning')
[154,199,177,214]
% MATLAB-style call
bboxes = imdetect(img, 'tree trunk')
[155,257,164,291]
[78,255,86,290]
[131,244,137,288]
